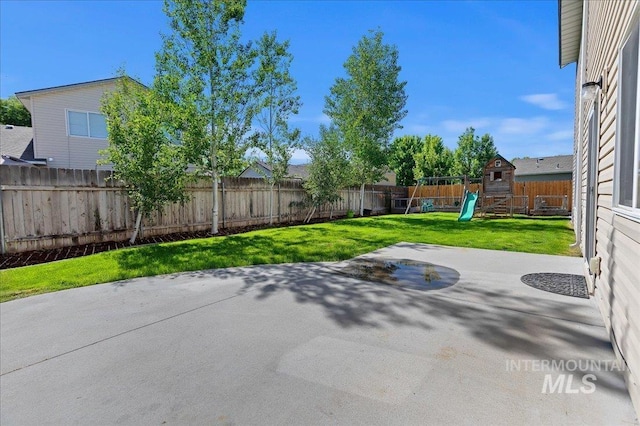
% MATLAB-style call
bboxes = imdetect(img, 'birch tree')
[303,125,350,222]
[324,29,407,215]
[155,0,256,234]
[101,76,190,243]
[253,31,301,224]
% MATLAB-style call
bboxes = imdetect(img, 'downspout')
[571,0,588,248]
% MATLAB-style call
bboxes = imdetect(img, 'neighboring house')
[512,155,573,182]
[376,171,397,186]
[0,124,46,166]
[560,0,639,414]
[15,77,129,170]
[239,161,397,186]
[239,161,310,180]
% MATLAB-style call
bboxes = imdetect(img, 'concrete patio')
[1,243,637,425]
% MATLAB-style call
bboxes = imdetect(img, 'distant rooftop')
[247,161,310,180]
[14,76,144,99]
[512,155,573,176]
[15,77,123,98]
[0,124,35,160]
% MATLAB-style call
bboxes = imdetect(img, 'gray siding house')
[239,161,310,180]
[512,155,573,182]
[15,78,122,170]
[240,161,397,186]
[560,0,639,414]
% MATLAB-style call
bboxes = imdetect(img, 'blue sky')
[0,0,576,163]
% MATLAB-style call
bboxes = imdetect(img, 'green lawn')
[0,213,578,302]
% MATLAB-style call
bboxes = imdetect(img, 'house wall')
[239,169,265,179]
[514,172,572,182]
[239,164,271,179]
[577,0,640,412]
[30,82,117,170]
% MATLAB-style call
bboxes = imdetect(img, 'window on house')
[495,160,502,167]
[67,110,107,138]
[494,171,502,181]
[615,21,640,215]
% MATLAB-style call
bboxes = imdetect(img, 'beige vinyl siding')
[31,82,116,170]
[578,0,640,413]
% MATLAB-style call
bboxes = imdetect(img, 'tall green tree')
[303,125,350,222]
[101,76,191,243]
[414,134,454,180]
[0,96,31,127]
[253,31,301,224]
[324,29,408,216]
[388,135,421,186]
[155,0,256,234]
[452,127,498,178]
[477,133,499,168]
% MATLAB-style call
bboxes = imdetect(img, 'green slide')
[458,190,479,222]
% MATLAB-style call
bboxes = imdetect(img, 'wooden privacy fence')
[407,181,572,213]
[0,166,406,254]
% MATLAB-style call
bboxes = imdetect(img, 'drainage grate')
[521,273,588,298]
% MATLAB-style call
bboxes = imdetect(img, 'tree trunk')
[269,183,274,225]
[212,171,219,234]
[359,183,365,216]
[210,68,219,235]
[130,210,143,244]
[306,206,316,223]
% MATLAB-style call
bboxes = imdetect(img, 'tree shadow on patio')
[173,256,627,396]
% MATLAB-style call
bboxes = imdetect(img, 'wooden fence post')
[277,184,281,224]
[0,187,6,254]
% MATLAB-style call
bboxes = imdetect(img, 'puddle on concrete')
[338,258,460,290]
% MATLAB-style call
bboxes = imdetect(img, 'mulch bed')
[0,216,346,270]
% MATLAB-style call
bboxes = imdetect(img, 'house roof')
[558,0,584,68]
[241,161,395,184]
[512,155,573,176]
[484,154,515,170]
[15,76,146,111]
[0,155,36,167]
[286,164,310,180]
[241,161,310,180]
[0,124,35,160]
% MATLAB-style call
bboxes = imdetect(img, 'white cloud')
[547,129,574,141]
[520,93,567,110]
[497,117,549,135]
[247,148,310,165]
[418,114,575,159]
[290,148,310,164]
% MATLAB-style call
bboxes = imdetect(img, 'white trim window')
[615,21,640,216]
[67,110,107,139]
